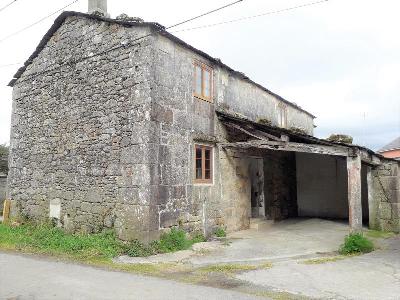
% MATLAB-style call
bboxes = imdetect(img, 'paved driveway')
[237,235,400,299]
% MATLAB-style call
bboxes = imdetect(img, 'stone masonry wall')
[264,151,297,220]
[9,14,317,242]
[371,160,400,232]
[8,16,158,242]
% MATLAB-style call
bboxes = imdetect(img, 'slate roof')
[379,137,400,152]
[8,11,315,118]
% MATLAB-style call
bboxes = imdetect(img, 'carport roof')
[216,109,386,164]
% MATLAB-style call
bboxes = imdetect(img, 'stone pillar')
[367,166,377,229]
[347,154,362,232]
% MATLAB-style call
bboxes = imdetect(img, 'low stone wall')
[0,175,6,213]
[371,161,400,232]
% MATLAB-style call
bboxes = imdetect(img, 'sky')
[0,0,399,150]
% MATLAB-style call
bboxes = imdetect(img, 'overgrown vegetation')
[0,222,125,260]
[339,233,374,255]
[0,144,8,174]
[326,134,353,144]
[126,228,206,257]
[214,227,226,238]
[0,222,206,260]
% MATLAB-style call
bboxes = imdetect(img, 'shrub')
[125,240,157,257]
[214,227,226,238]
[157,228,192,253]
[191,232,206,244]
[339,233,374,255]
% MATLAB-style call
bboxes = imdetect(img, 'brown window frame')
[194,144,213,184]
[193,61,213,102]
[278,103,288,128]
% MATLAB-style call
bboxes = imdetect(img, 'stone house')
[7,8,400,241]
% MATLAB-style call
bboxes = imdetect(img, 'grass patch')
[0,222,125,260]
[300,255,358,265]
[0,223,206,261]
[258,262,273,269]
[339,233,374,255]
[198,263,257,274]
[126,228,206,257]
[214,227,226,238]
[254,290,309,300]
[365,230,396,239]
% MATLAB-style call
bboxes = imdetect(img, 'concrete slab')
[237,236,400,300]
[187,218,349,265]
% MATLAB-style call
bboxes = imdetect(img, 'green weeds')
[339,233,374,255]
[126,228,206,257]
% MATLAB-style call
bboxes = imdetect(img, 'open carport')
[218,110,398,233]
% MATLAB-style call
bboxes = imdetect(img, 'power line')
[11,0,245,85]
[167,0,243,30]
[0,0,80,43]
[172,0,329,33]
[0,0,17,13]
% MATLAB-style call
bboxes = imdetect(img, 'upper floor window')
[194,62,213,102]
[278,104,287,128]
[194,144,213,184]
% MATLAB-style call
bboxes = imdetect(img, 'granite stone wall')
[9,14,317,242]
[9,16,158,241]
[371,161,400,232]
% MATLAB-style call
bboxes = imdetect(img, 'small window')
[194,144,213,184]
[278,104,287,128]
[193,62,213,102]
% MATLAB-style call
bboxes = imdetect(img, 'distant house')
[378,137,400,160]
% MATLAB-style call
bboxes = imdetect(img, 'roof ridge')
[8,11,316,118]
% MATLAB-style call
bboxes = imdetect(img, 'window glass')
[205,149,211,179]
[204,69,211,98]
[194,145,213,183]
[195,65,202,95]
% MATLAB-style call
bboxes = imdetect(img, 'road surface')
[0,252,259,300]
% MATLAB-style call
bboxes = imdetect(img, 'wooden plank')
[219,140,350,157]
[224,122,282,142]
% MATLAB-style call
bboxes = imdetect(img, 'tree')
[0,144,9,174]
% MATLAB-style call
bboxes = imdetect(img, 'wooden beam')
[224,122,266,140]
[359,149,381,166]
[224,122,282,142]
[219,140,350,157]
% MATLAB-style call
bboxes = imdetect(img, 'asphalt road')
[0,252,259,300]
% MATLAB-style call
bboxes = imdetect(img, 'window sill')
[193,182,214,187]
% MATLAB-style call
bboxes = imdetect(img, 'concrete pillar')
[347,154,362,232]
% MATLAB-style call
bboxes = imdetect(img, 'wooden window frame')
[194,144,213,184]
[278,103,288,128]
[193,61,213,102]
